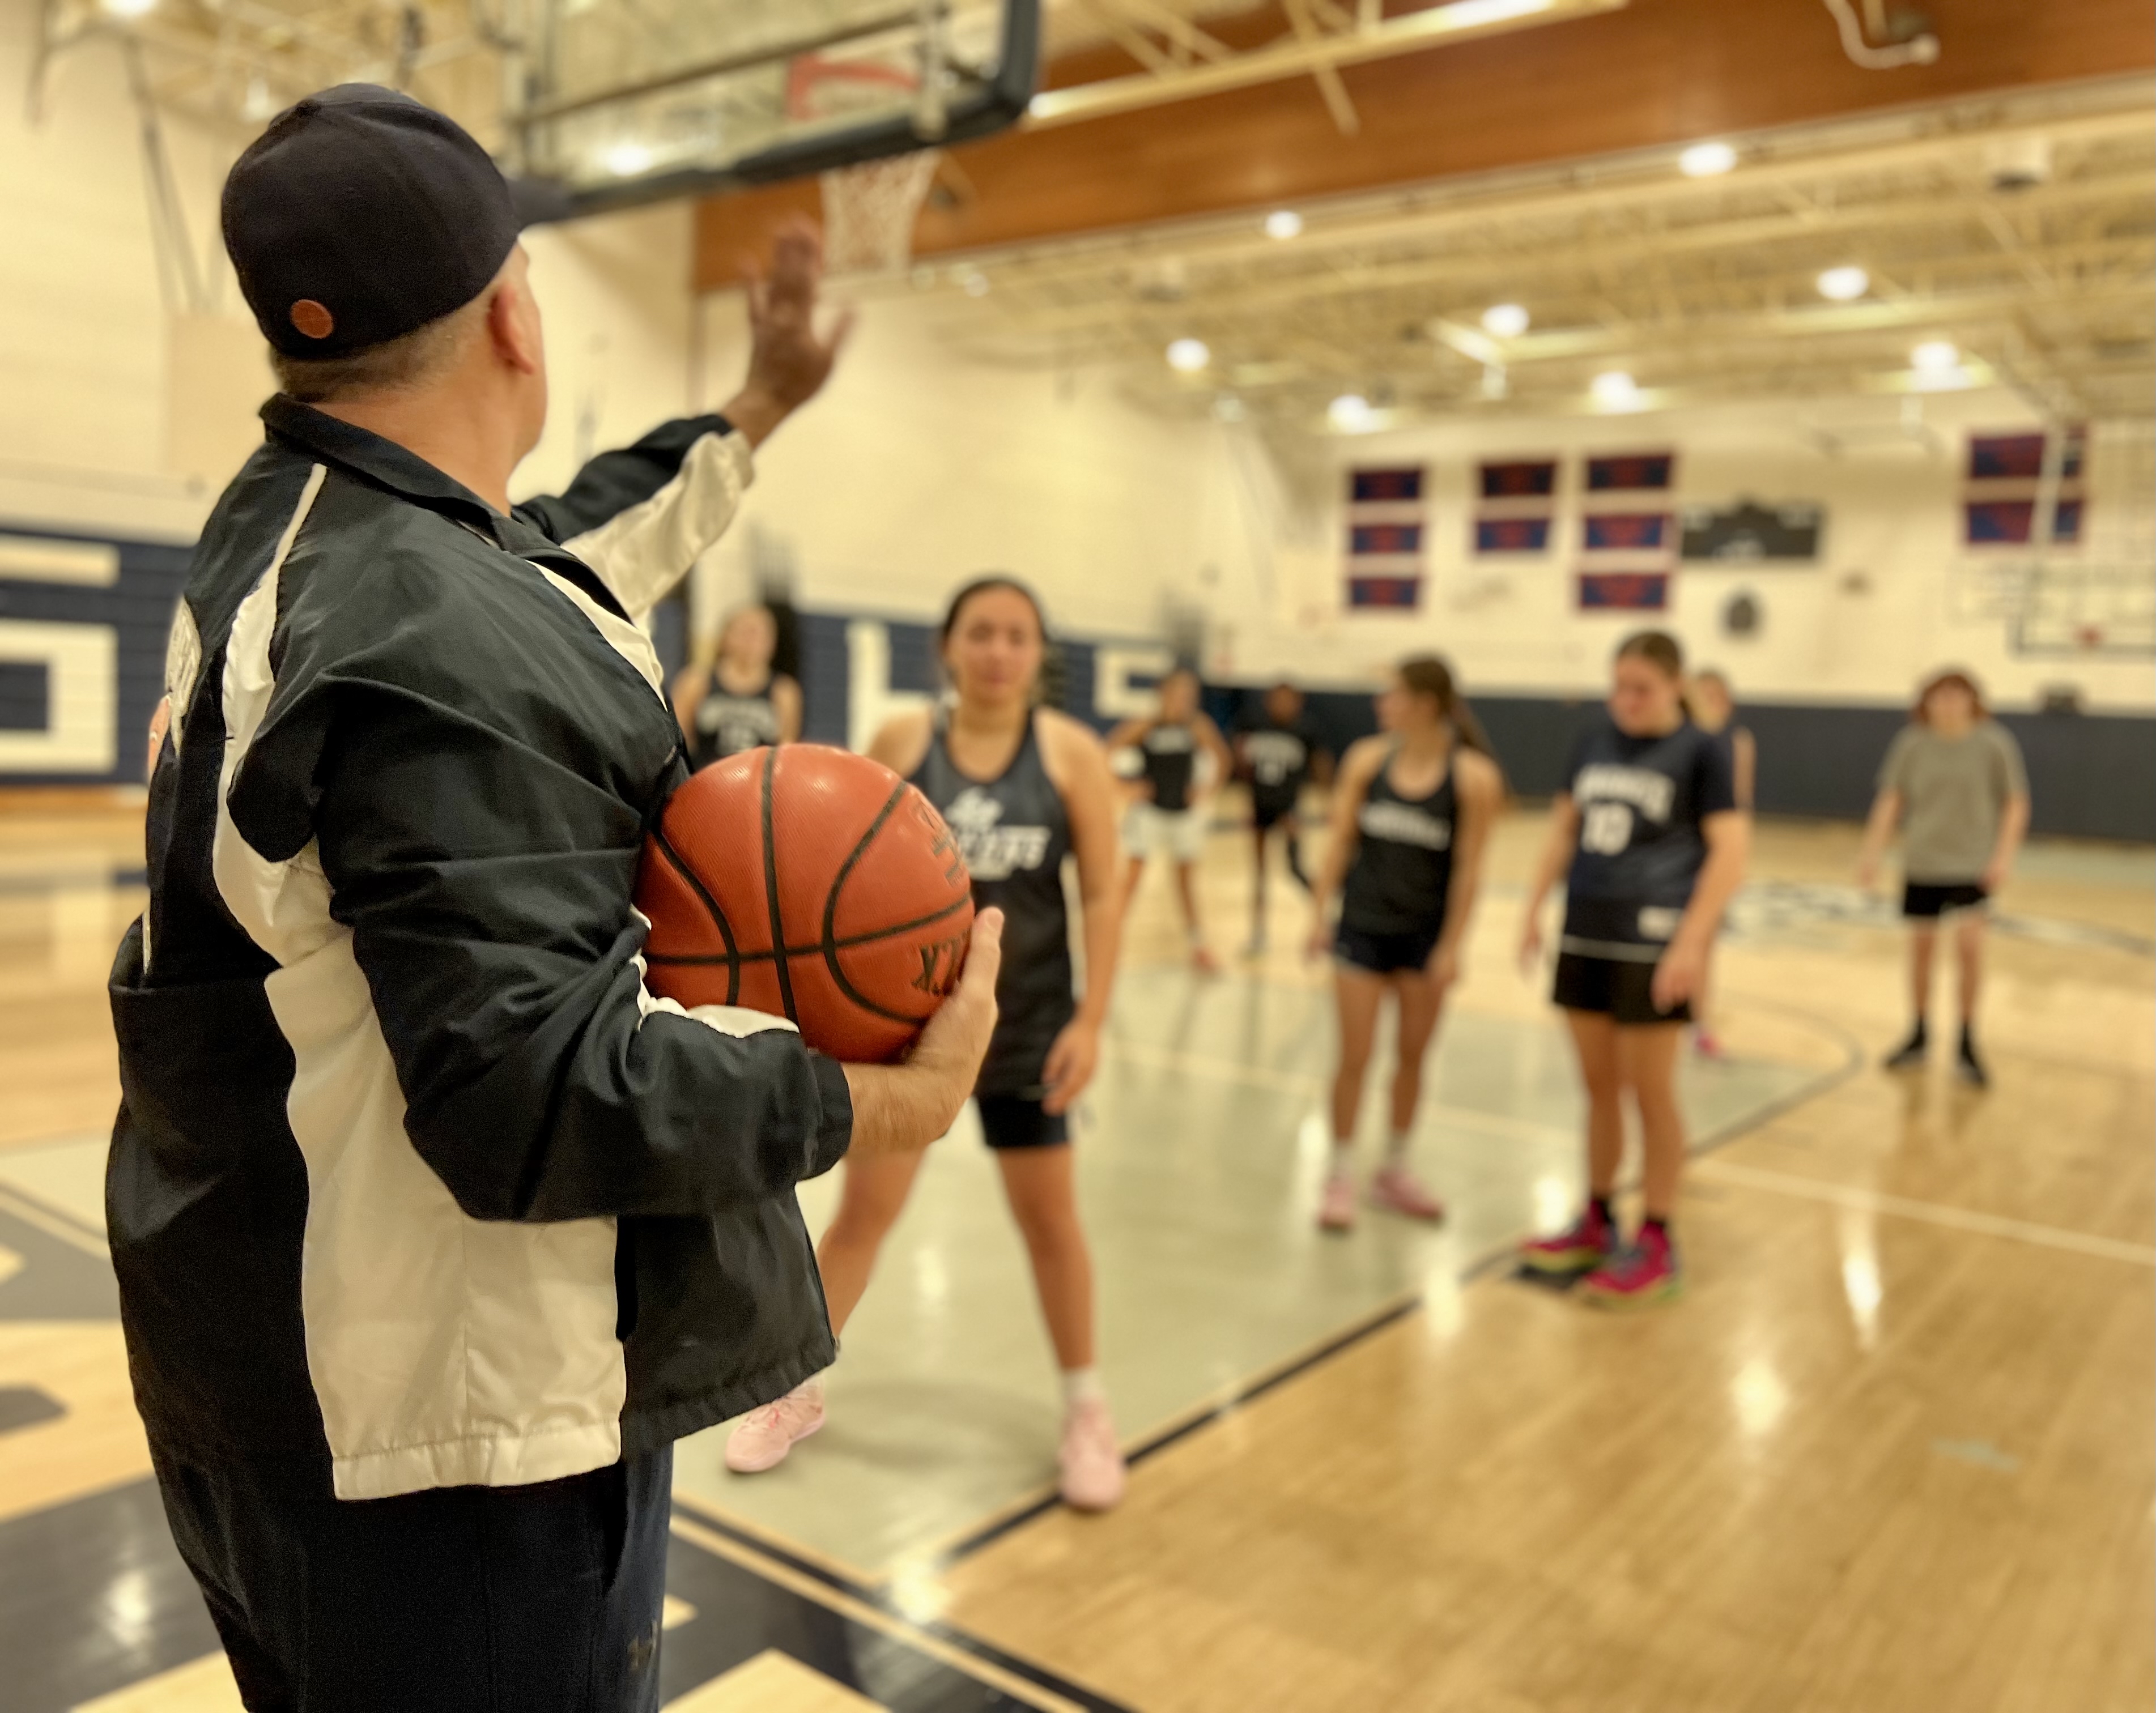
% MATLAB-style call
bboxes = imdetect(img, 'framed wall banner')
[1345,465,1426,611]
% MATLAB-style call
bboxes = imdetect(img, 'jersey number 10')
[1581,803,1635,855]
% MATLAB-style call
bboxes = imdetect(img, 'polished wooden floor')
[1,792,2149,1712]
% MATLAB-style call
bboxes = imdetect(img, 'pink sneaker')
[1317,1172,1357,1232]
[1519,1202,1615,1279]
[1059,1398,1126,1511]
[723,1380,824,1474]
[1370,1165,1445,1222]
[1578,1224,1683,1309]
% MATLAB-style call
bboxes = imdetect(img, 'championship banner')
[1346,464,1426,611]
[1478,459,1558,499]
[1581,512,1672,552]
[1474,515,1551,553]
[1584,451,1675,492]
[1576,571,1670,611]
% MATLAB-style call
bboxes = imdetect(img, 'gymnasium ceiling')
[30,0,2156,424]
[896,78,2156,429]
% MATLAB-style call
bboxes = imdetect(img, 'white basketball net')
[818,149,941,277]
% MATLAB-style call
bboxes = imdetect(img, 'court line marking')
[667,1512,1112,1713]
[915,1289,1427,1574]
[667,1489,884,1593]
[0,1183,108,1257]
[1691,1157,2156,1267]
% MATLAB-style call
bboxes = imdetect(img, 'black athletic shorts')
[977,1090,1070,1149]
[1335,922,1441,976]
[1553,951,1691,1026]
[1903,881,1989,919]
[1252,795,1299,832]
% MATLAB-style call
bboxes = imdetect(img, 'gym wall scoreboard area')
[1679,500,1825,563]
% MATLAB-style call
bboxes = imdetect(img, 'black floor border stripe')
[667,1491,866,1598]
[668,1497,1137,1711]
[931,1002,1865,1576]
[930,1292,1425,1571]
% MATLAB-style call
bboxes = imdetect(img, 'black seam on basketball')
[653,825,741,1007]
[819,780,939,1025]
[643,893,973,966]
[759,748,797,1024]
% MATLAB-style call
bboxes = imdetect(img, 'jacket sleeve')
[512,416,752,624]
[232,666,852,1226]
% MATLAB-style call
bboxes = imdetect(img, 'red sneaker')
[1519,1202,1614,1278]
[1578,1224,1683,1309]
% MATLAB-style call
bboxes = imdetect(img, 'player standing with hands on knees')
[108,85,998,1712]
[1856,668,2027,1086]
[1111,667,1235,973]
[1517,632,1749,1307]
[1307,658,1503,1230]
[726,577,1132,1510]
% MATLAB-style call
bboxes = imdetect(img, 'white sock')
[1329,1140,1356,1180]
[1384,1131,1412,1168]
[793,1374,824,1404]
[1061,1366,1105,1409]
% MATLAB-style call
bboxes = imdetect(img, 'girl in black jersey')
[1306,658,1503,1232]
[722,577,1131,1510]
[1683,667,1756,1059]
[1108,668,1235,974]
[1517,632,1749,1307]
[1238,681,1321,955]
[668,603,801,768]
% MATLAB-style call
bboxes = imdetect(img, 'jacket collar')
[261,395,504,539]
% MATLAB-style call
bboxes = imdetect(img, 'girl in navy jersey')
[1517,632,1750,1306]
[723,577,1130,1510]
[1683,667,1755,1059]
[669,603,801,767]
[1307,657,1504,1231]
[1109,668,1234,974]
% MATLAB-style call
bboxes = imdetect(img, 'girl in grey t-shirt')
[1857,670,2030,1086]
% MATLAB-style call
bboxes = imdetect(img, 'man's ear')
[487,277,543,376]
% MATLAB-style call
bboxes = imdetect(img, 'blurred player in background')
[1517,632,1749,1307]
[1111,666,1234,974]
[1856,668,2028,1087]
[1307,658,1502,1231]
[1682,668,1754,1058]
[726,576,1130,1511]
[671,602,801,765]
[1238,680,1322,955]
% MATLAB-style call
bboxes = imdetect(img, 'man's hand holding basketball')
[841,909,1003,1158]
[724,216,855,449]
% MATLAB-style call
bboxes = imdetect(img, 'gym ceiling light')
[1166,338,1211,373]
[1328,394,1377,432]
[1480,302,1530,338]
[1816,265,1870,301]
[1678,140,1737,177]
[1264,210,1304,240]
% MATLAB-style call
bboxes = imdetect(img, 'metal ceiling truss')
[891,80,2155,424]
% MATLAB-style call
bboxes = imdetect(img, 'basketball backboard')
[506,0,1038,218]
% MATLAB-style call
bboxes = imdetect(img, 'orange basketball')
[635,745,974,1062]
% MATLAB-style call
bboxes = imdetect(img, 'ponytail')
[1397,654,1506,792]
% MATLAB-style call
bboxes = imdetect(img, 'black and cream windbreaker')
[110,397,852,1500]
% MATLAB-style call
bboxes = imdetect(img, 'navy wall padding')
[1231,685,2153,842]
[0,661,48,732]
[0,526,193,786]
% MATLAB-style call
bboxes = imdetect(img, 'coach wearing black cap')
[110,84,999,1711]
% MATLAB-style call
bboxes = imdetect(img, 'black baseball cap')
[223,84,521,360]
